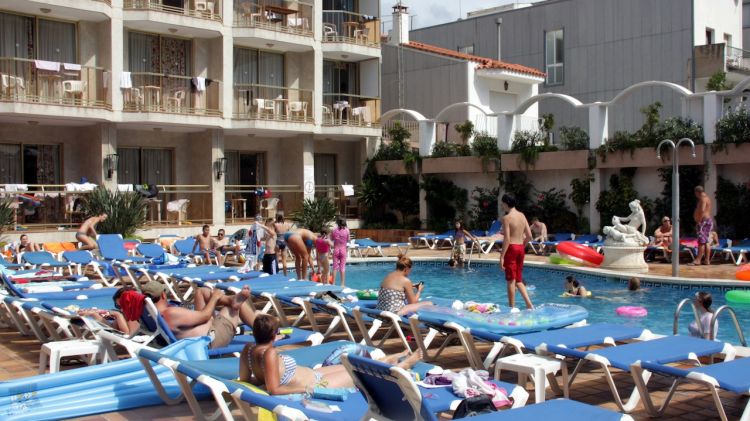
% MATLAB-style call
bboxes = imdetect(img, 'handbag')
[452,395,497,419]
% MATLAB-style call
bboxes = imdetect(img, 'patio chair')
[97,234,151,264]
[259,197,279,219]
[136,243,168,265]
[631,355,750,421]
[322,105,334,123]
[165,90,186,112]
[62,80,87,102]
[166,199,190,225]
[21,251,73,274]
[718,238,750,265]
[286,100,308,121]
[341,353,530,421]
[323,23,337,40]
[1,74,26,98]
[62,250,116,284]
[254,98,276,118]
[194,0,215,17]
[408,231,454,250]
[544,335,735,412]
[353,26,370,43]
[172,238,215,265]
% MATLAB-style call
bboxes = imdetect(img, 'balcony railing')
[322,10,380,47]
[0,57,109,108]
[234,0,314,37]
[323,93,380,127]
[233,83,313,123]
[225,184,359,219]
[694,43,750,78]
[1,185,92,231]
[382,119,420,149]
[123,72,222,116]
[123,0,222,22]
[725,45,750,73]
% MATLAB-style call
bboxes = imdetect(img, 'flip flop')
[686,262,698,266]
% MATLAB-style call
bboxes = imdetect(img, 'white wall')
[693,0,743,48]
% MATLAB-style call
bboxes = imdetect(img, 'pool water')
[343,262,750,345]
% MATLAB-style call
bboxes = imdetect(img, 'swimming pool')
[343,261,750,345]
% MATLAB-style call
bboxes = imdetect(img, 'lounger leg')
[138,358,185,406]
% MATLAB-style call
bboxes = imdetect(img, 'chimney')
[390,2,409,46]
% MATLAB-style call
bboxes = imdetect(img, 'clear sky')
[380,0,543,31]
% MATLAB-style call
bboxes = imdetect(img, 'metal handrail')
[711,305,747,346]
[673,298,705,337]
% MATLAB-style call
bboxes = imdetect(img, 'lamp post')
[656,138,696,277]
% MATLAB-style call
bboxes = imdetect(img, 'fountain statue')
[600,199,649,273]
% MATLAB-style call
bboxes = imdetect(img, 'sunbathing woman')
[376,255,433,315]
[239,314,422,395]
[284,228,317,280]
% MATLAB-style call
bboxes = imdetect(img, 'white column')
[110,3,124,113]
[589,168,603,233]
[587,103,608,149]
[702,93,723,144]
[221,21,234,120]
[99,123,117,190]
[303,136,316,200]
[418,120,436,156]
[496,113,514,151]
[313,0,323,127]
[210,129,226,225]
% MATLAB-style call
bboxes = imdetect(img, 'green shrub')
[559,126,589,150]
[421,176,467,231]
[455,120,475,144]
[528,188,578,233]
[511,130,558,166]
[0,197,14,236]
[471,132,500,159]
[714,107,750,152]
[468,187,499,231]
[81,188,148,238]
[595,170,653,233]
[292,197,337,233]
[500,172,534,211]
[430,142,471,158]
[715,176,750,239]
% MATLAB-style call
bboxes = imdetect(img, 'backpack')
[452,395,497,419]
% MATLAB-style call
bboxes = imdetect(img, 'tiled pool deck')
[1,248,746,420]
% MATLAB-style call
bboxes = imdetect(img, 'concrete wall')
[693,0,743,48]
[409,0,698,134]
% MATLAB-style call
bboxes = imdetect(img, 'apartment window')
[323,60,359,94]
[127,32,192,75]
[458,44,474,55]
[314,154,337,187]
[233,47,284,86]
[0,143,61,184]
[323,0,357,12]
[0,12,76,62]
[544,29,564,85]
[117,148,174,185]
[224,151,266,186]
[706,28,715,45]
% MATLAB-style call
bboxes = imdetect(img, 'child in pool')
[688,291,718,339]
[564,275,588,296]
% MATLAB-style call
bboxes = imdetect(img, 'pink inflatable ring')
[616,306,648,317]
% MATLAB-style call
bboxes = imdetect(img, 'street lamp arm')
[656,139,676,160]
[676,138,697,158]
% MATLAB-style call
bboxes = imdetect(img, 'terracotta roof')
[402,41,546,78]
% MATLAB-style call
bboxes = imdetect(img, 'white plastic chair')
[124,87,144,109]
[287,101,308,121]
[323,23,337,40]
[194,0,214,17]
[259,198,279,219]
[354,27,370,43]
[322,105,333,123]
[62,80,86,102]
[165,90,186,112]
[1,74,25,98]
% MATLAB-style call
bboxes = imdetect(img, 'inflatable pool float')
[736,265,750,281]
[616,306,648,317]
[556,242,604,267]
[561,291,592,298]
[548,253,583,266]
[417,303,588,335]
[356,289,379,300]
[726,289,750,304]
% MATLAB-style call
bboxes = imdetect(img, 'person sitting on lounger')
[239,314,423,395]
[76,214,107,251]
[285,228,317,280]
[376,255,433,315]
[530,217,548,242]
[213,229,242,265]
[15,234,40,254]
[191,224,217,264]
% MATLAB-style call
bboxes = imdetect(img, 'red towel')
[119,290,145,321]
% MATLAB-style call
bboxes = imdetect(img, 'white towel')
[340,184,354,197]
[63,63,81,71]
[65,182,97,192]
[34,60,60,72]
[192,77,206,92]
[117,184,133,192]
[120,72,132,89]
[4,184,29,192]
[167,199,189,212]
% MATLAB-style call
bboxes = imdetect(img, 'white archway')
[380,108,429,122]
[510,92,584,115]
[606,81,693,106]
[434,102,493,122]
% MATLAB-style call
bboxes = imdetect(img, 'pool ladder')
[673,298,747,346]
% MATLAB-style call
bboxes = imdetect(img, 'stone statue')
[604,199,649,246]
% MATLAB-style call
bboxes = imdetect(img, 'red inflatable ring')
[556,241,604,267]
[737,265,750,281]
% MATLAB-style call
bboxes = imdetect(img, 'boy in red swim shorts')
[499,194,534,309]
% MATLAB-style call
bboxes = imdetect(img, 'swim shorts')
[697,218,714,245]
[208,314,235,349]
[452,243,467,261]
[262,253,277,275]
[503,244,525,283]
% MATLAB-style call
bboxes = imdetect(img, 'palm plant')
[81,187,148,238]
[0,197,14,236]
[292,197,337,233]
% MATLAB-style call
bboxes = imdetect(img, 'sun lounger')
[354,238,409,257]
[172,238,217,264]
[341,352,530,421]
[62,250,115,282]
[717,238,749,265]
[631,356,750,421]
[97,234,151,264]
[42,242,78,259]
[409,230,455,249]
[21,251,73,274]
[136,243,169,264]
[543,335,735,412]
[1,272,112,300]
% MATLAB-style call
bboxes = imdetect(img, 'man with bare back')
[499,194,534,309]
[146,281,258,349]
[692,186,714,265]
[76,214,107,251]
[192,224,216,264]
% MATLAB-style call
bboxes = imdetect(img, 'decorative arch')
[434,102,493,122]
[606,81,693,106]
[380,108,429,122]
[510,93,584,115]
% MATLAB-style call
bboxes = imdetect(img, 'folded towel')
[63,63,82,71]
[4,184,29,192]
[192,76,206,92]
[117,184,134,192]
[340,184,354,196]
[167,199,189,212]
[120,71,132,89]
[35,60,60,72]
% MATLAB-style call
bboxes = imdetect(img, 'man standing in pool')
[499,194,534,309]
[692,186,713,266]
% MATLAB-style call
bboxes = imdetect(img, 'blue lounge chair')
[544,335,735,412]
[571,234,599,244]
[97,234,150,264]
[172,238,217,264]
[62,250,115,282]
[136,243,169,264]
[717,238,749,265]
[632,356,750,421]
[540,232,573,253]
[354,238,409,257]
[341,353,531,421]
[20,251,73,274]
